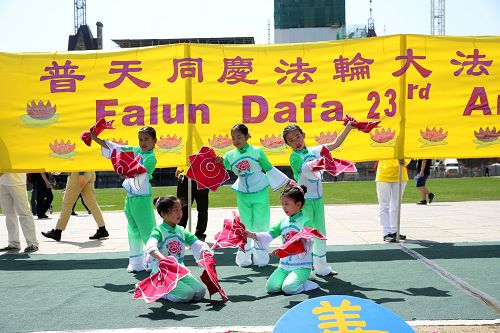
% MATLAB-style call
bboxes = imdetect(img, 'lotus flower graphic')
[208,134,233,153]
[419,127,448,147]
[111,138,129,145]
[49,139,77,160]
[370,128,396,147]
[473,127,500,148]
[21,100,59,127]
[315,131,338,145]
[157,134,183,153]
[260,134,286,154]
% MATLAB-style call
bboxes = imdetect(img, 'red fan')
[111,149,147,179]
[186,146,230,191]
[343,114,380,133]
[80,118,115,146]
[196,252,228,302]
[212,212,247,252]
[271,227,326,259]
[311,146,357,177]
[133,256,189,303]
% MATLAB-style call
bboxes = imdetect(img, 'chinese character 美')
[167,58,203,83]
[218,56,258,84]
[39,60,85,93]
[104,60,151,89]
[450,49,493,76]
[312,299,388,333]
[392,49,432,78]
[274,57,317,84]
[333,53,375,82]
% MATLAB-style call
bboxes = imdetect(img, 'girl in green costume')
[217,124,290,267]
[246,185,319,295]
[145,196,211,302]
[282,123,354,276]
[92,127,158,273]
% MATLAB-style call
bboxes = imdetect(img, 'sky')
[0,0,499,52]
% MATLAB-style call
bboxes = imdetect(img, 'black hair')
[281,185,307,207]
[139,126,157,140]
[231,123,250,138]
[153,195,180,216]
[282,124,304,144]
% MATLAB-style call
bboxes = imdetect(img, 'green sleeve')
[289,154,302,181]
[143,154,157,176]
[149,227,162,242]
[223,155,231,171]
[258,148,273,172]
[120,145,134,152]
[182,227,198,246]
[268,220,283,239]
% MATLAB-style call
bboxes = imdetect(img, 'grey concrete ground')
[1,201,499,333]
[2,200,498,254]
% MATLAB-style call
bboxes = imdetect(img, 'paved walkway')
[2,201,499,254]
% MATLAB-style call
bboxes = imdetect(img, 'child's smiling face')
[139,132,156,151]
[284,129,306,151]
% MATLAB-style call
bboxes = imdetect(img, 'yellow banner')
[0,35,499,172]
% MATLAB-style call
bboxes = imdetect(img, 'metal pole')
[395,163,403,242]
[187,177,192,232]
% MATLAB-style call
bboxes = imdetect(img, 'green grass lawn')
[35,177,500,212]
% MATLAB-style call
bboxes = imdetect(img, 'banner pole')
[396,163,403,242]
[184,43,194,233]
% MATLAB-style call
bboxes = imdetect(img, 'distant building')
[274,0,345,43]
[112,37,254,48]
[68,22,103,51]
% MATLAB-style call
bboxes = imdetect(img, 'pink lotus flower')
[168,241,182,255]
[260,134,285,149]
[370,128,396,143]
[111,138,128,145]
[474,127,500,142]
[315,131,338,145]
[237,160,251,172]
[49,139,76,155]
[420,127,448,142]
[26,100,56,120]
[208,134,232,149]
[157,134,182,149]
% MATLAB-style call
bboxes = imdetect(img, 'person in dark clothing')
[176,169,209,242]
[32,173,53,219]
[415,159,435,205]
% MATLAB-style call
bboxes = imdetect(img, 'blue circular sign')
[274,295,415,333]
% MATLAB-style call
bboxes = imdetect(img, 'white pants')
[0,184,38,247]
[376,181,407,236]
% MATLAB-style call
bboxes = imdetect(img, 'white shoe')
[303,280,320,291]
[236,249,252,267]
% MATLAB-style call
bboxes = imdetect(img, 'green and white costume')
[254,211,319,295]
[101,141,157,272]
[145,222,211,302]
[290,145,334,276]
[223,144,289,267]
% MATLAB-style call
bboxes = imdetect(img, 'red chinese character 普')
[218,56,258,84]
[450,49,492,76]
[167,58,203,83]
[39,60,86,93]
[392,49,432,78]
[274,57,317,84]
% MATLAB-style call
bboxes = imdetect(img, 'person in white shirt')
[0,173,39,253]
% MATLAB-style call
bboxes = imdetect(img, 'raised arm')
[324,122,354,151]
[91,133,107,149]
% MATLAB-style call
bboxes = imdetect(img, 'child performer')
[246,185,319,295]
[216,124,290,267]
[146,196,212,302]
[282,123,354,276]
[91,127,158,273]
